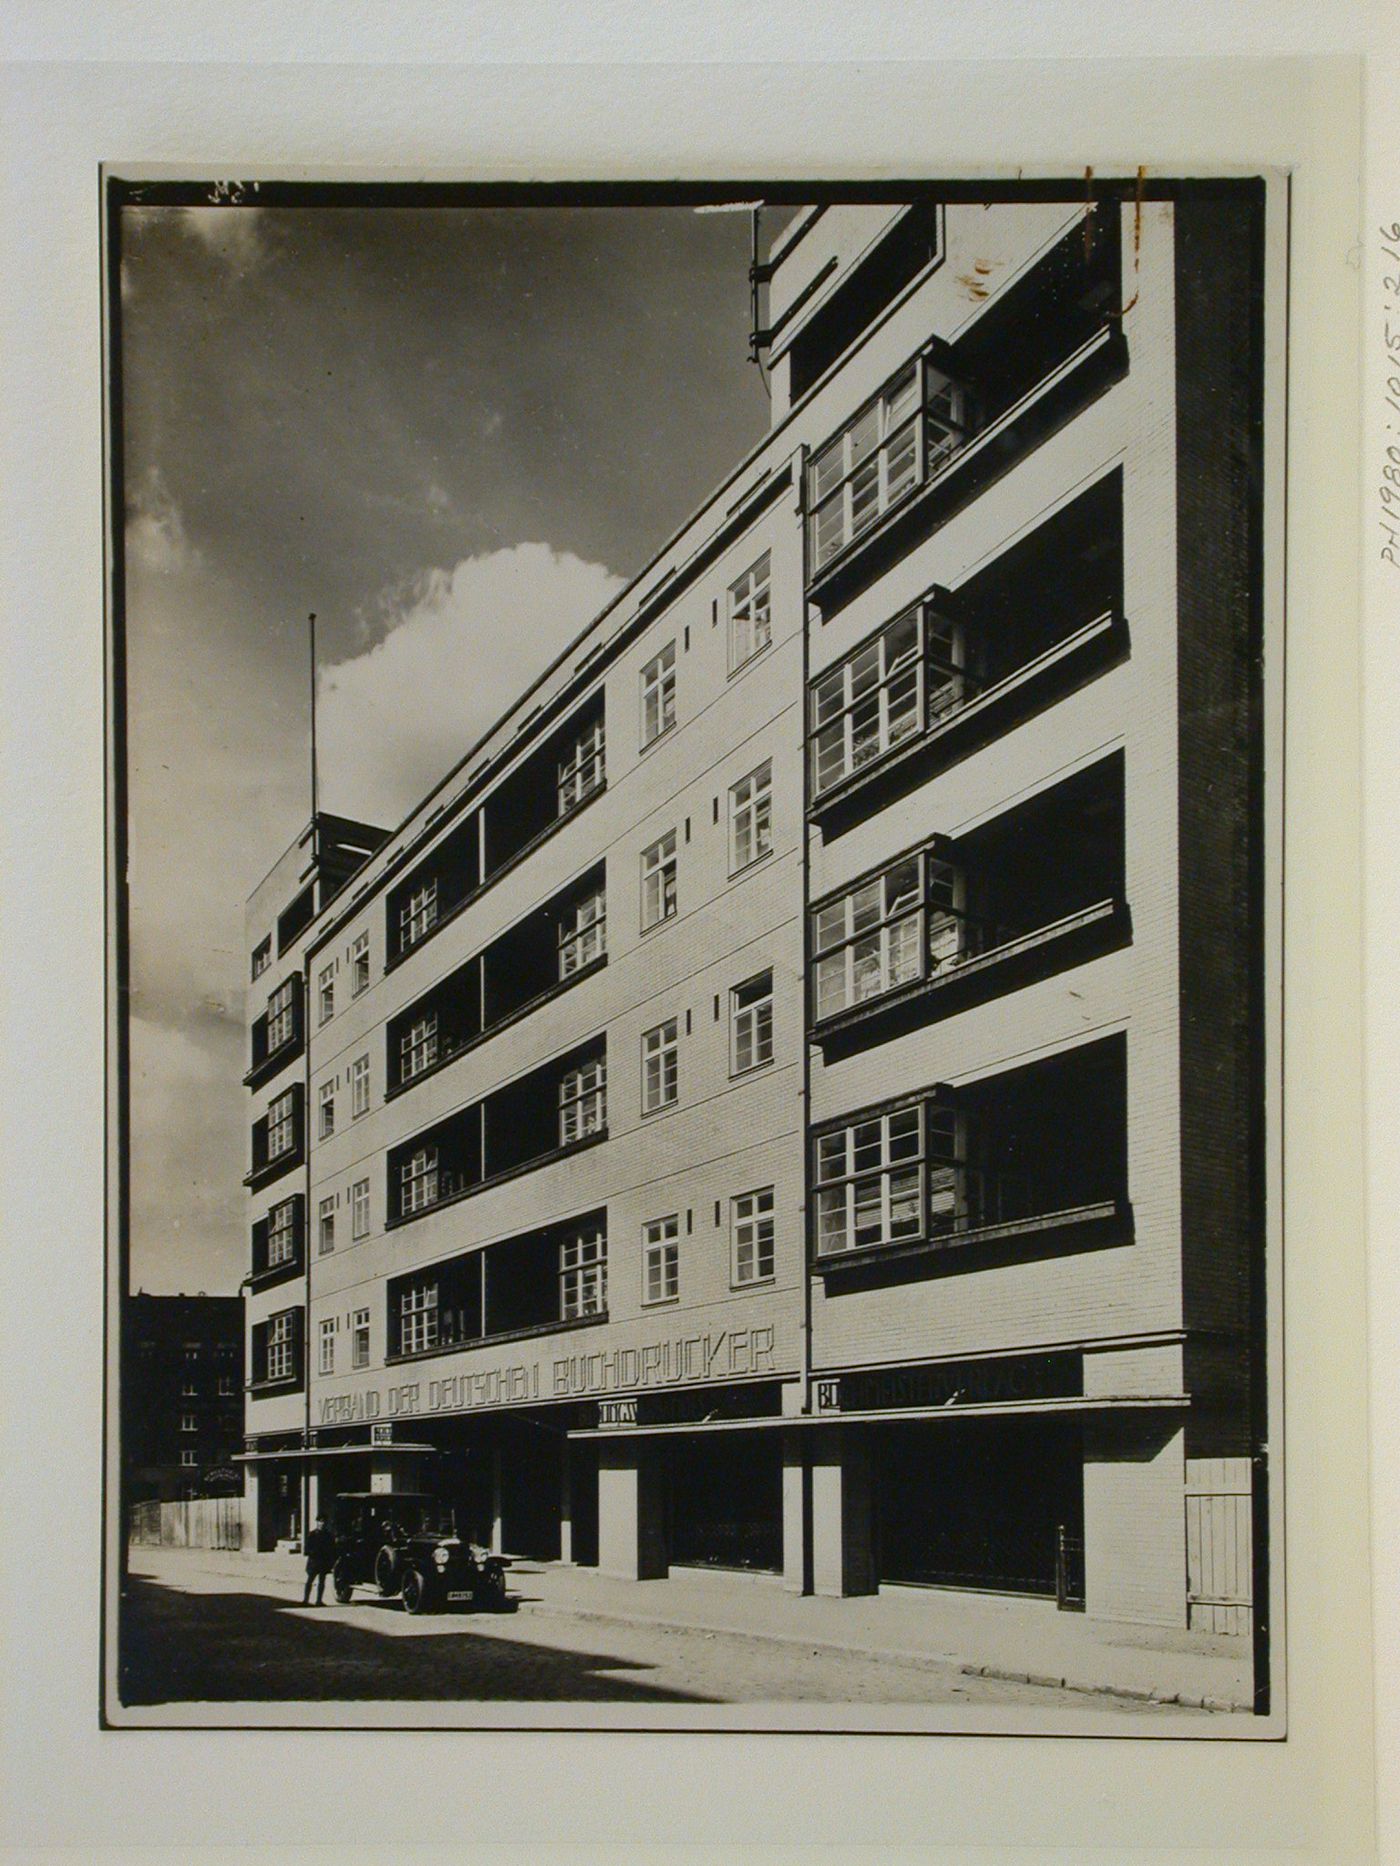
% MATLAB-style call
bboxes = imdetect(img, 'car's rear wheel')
[400,1567,432,1615]
[480,1560,508,1608]
[332,1561,354,1605]
[374,1545,400,1596]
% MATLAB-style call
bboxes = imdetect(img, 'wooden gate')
[1185,1458,1252,1634]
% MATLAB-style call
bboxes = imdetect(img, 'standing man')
[302,1514,336,1606]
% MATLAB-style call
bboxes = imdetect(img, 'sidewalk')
[128,1544,1253,1712]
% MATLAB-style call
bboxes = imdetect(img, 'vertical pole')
[308,612,319,830]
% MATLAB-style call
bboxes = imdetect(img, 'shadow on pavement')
[119,1574,716,1706]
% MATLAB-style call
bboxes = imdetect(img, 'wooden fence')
[129,1496,243,1551]
[1185,1457,1252,1635]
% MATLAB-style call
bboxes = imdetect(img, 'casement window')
[400,879,439,951]
[318,1196,336,1255]
[640,831,677,929]
[181,1379,198,1397]
[350,931,370,996]
[642,1215,680,1304]
[559,1054,607,1146]
[267,1088,297,1161]
[561,1223,607,1320]
[180,1450,198,1468]
[400,1281,439,1356]
[815,1105,928,1257]
[266,977,296,1052]
[266,1310,296,1381]
[807,357,972,573]
[318,1080,336,1140]
[318,964,335,1025]
[730,760,773,872]
[351,1177,371,1241]
[350,1054,370,1118]
[180,1413,197,1432]
[810,609,922,794]
[558,715,605,812]
[351,1308,370,1370]
[401,1146,439,1215]
[400,1013,439,1083]
[640,642,677,746]
[731,970,774,1074]
[559,884,606,978]
[812,852,962,1021]
[733,1187,776,1284]
[251,936,271,981]
[641,1018,679,1114]
[728,552,772,670]
[217,1375,235,1397]
[318,1319,336,1376]
[267,1199,298,1267]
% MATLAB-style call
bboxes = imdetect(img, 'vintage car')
[328,1491,510,1615]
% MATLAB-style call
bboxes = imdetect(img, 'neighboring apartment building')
[238,184,1269,1654]
[125,1292,245,1503]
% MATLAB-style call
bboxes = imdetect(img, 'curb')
[961,1663,1248,1714]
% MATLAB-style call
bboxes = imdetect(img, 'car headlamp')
[432,1546,450,1568]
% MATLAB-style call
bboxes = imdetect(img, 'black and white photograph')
[102,171,1287,1734]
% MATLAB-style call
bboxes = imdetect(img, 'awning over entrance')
[234,1441,438,1462]
[567,1394,1187,1439]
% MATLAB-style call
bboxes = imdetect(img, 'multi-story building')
[125,1292,245,1503]
[238,183,1269,1655]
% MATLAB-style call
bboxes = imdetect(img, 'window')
[641,831,677,930]
[180,1413,197,1432]
[181,1378,197,1396]
[352,1308,370,1369]
[814,1106,929,1256]
[400,1013,438,1082]
[401,1147,439,1215]
[267,1089,297,1161]
[559,1054,607,1146]
[811,609,923,794]
[642,1018,679,1114]
[318,1319,336,1376]
[180,1450,198,1468]
[183,1345,200,1363]
[561,1223,607,1319]
[559,884,607,978]
[218,1375,235,1397]
[266,977,296,1052]
[642,1215,680,1304]
[400,879,439,951]
[318,963,335,1025]
[318,1080,336,1140]
[812,853,958,1020]
[731,970,774,1074]
[400,1281,439,1356]
[351,1054,370,1118]
[266,1311,295,1381]
[730,760,773,871]
[641,642,676,746]
[807,358,971,573]
[251,936,271,981]
[350,931,370,996]
[558,715,605,812]
[732,1188,776,1284]
[728,552,772,670]
[267,1199,297,1267]
[351,1178,371,1241]
[318,1196,336,1255]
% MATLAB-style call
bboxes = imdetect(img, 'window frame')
[811,847,962,1023]
[399,1280,439,1356]
[732,1187,777,1285]
[641,1017,679,1115]
[557,714,606,813]
[265,976,296,1052]
[559,1052,607,1147]
[400,1146,439,1216]
[814,1103,930,1259]
[318,1318,336,1376]
[351,1177,371,1241]
[640,641,677,747]
[640,830,678,931]
[318,963,335,1025]
[180,1449,199,1468]
[400,878,440,952]
[351,1308,371,1370]
[400,1012,439,1082]
[560,1222,607,1320]
[266,1310,296,1382]
[728,551,772,672]
[810,605,926,796]
[729,759,774,874]
[559,883,607,978]
[266,1198,298,1268]
[267,1088,297,1161]
[642,1214,680,1305]
[350,1053,371,1119]
[318,1079,336,1140]
[317,1195,336,1255]
[730,969,775,1075]
[251,936,271,981]
[349,931,370,997]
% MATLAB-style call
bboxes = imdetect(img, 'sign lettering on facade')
[598,1399,638,1427]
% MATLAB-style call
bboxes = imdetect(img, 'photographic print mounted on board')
[104,172,1285,1733]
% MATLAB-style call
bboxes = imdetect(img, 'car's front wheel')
[374,1545,401,1596]
[400,1567,433,1615]
[332,1561,354,1605]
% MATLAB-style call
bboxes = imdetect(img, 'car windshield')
[335,1495,455,1538]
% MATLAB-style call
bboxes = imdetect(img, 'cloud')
[126,466,202,577]
[176,204,268,271]
[317,543,625,825]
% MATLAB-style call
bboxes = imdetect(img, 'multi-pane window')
[352,1308,370,1370]
[266,977,296,1052]
[401,1147,439,1215]
[218,1374,235,1396]
[642,1215,680,1304]
[180,1413,197,1432]
[807,358,971,572]
[251,937,271,980]
[560,1224,607,1319]
[401,1013,439,1082]
[267,1088,297,1161]
[815,1106,925,1257]
[401,879,439,951]
[351,1178,371,1240]
[318,964,335,1025]
[640,642,677,746]
[400,1282,439,1356]
[642,1018,679,1114]
[812,852,961,1021]
[558,715,605,812]
[730,760,773,871]
[318,1196,336,1255]
[728,552,772,670]
[811,609,923,793]
[350,931,370,996]
[180,1449,198,1468]
[267,1199,297,1267]
[350,1054,370,1119]
[181,1378,198,1396]
[559,885,606,978]
[640,831,677,929]
[559,1054,607,1145]
[266,1311,295,1381]
[731,971,774,1074]
[319,1319,336,1376]
[318,1080,336,1140]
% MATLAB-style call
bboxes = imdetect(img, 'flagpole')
[308,611,319,834]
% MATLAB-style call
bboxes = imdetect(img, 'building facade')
[125,1293,245,1503]
[238,186,1268,1649]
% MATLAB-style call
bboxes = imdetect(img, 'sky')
[120,197,779,1295]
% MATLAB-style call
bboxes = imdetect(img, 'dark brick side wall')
[1174,191,1265,1449]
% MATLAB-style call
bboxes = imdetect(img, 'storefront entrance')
[669,1431,783,1573]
